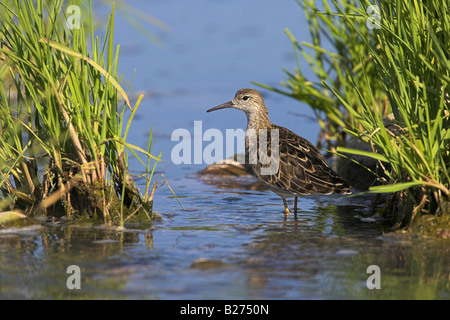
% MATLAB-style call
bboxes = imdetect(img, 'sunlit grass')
[257,0,450,229]
[0,0,162,226]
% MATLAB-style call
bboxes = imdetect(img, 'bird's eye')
[242,96,250,101]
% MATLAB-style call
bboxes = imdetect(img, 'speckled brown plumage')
[207,88,351,218]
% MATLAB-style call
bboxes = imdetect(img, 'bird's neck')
[245,109,272,131]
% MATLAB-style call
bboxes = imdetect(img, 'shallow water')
[1,1,449,300]
[1,175,449,299]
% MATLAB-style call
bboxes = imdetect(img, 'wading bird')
[207,88,351,219]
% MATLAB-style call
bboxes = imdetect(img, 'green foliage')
[255,0,390,150]
[258,0,450,228]
[0,0,161,225]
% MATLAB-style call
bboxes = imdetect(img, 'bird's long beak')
[206,101,234,113]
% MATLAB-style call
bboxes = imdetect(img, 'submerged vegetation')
[0,0,162,227]
[257,0,449,230]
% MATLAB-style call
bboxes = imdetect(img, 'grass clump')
[0,0,161,227]
[257,0,449,230]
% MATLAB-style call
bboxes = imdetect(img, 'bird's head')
[207,88,267,116]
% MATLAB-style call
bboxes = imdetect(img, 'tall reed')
[0,0,161,226]
[258,0,449,229]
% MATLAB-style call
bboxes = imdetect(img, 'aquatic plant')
[0,0,162,226]
[256,0,450,229]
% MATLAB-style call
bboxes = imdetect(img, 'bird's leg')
[282,198,290,219]
[294,197,298,220]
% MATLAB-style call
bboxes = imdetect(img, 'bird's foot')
[283,208,290,220]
